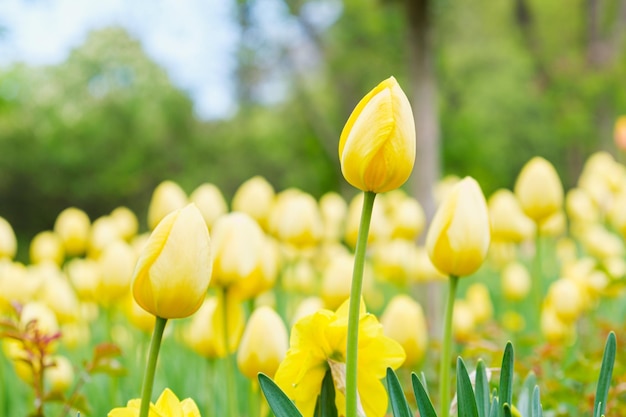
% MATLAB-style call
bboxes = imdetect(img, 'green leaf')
[593,332,616,417]
[502,404,512,417]
[499,342,514,414]
[531,386,542,417]
[516,372,536,417]
[457,357,479,417]
[489,397,499,417]
[475,360,490,417]
[314,370,338,417]
[386,368,412,417]
[411,372,437,417]
[258,373,303,417]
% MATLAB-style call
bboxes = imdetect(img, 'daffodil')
[274,299,405,417]
[108,388,201,417]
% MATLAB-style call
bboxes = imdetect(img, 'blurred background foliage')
[1,0,625,240]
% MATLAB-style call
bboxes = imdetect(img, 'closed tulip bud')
[321,252,354,310]
[452,300,476,342]
[40,270,79,323]
[371,239,417,286]
[541,306,575,344]
[547,279,583,323]
[465,283,493,324]
[319,192,348,242]
[237,306,288,379]
[581,224,624,260]
[232,176,276,230]
[21,301,59,337]
[0,261,39,308]
[88,216,121,258]
[0,217,17,260]
[501,262,531,301]
[53,207,91,256]
[110,206,138,241]
[147,180,188,230]
[345,193,390,248]
[124,295,155,333]
[190,183,228,230]
[514,157,563,223]
[291,296,324,325]
[46,355,74,393]
[426,177,490,277]
[387,195,426,240]
[98,240,137,305]
[381,295,428,367]
[538,211,566,237]
[488,189,535,242]
[282,257,316,294]
[66,258,101,301]
[231,236,280,300]
[565,188,598,225]
[339,76,415,193]
[132,204,212,319]
[615,116,626,150]
[211,212,266,289]
[269,189,323,248]
[30,231,65,266]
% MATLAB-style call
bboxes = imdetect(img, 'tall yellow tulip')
[338,76,415,193]
[132,204,212,319]
[426,176,491,277]
[514,157,563,223]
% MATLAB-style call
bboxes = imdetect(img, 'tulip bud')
[452,300,476,342]
[339,76,415,193]
[319,192,347,242]
[98,240,137,305]
[426,177,490,277]
[514,157,563,223]
[487,189,535,242]
[386,194,426,240]
[30,231,65,266]
[565,188,598,226]
[345,192,390,248]
[87,216,123,258]
[190,183,228,230]
[46,355,74,393]
[465,283,493,324]
[232,176,276,230]
[53,207,91,256]
[547,279,584,323]
[501,262,531,301]
[268,189,323,248]
[321,252,355,310]
[0,217,17,260]
[371,239,417,286]
[21,301,59,337]
[291,296,324,325]
[132,204,212,319]
[66,258,101,301]
[110,206,138,241]
[237,306,288,379]
[147,180,187,230]
[381,295,428,367]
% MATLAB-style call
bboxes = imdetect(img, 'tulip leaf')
[531,386,542,417]
[258,373,303,417]
[516,372,536,417]
[593,331,616,417]
[475,359,490,417]
[502,404,512,417]
[411,372,437,417]
[489,396,499,417]
[386,368,412,417]
[314,370,338,417]
[499,342,514,414]
[457,357,479,417]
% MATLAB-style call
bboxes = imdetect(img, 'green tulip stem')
[139,316,168,417]
[439,274,459,417]
[221,288,239,417]
[346,191,376,417]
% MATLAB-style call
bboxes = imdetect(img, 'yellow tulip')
[45,355,74,393]
[514,157,563,222]
[426,177,490,277]
[147,180,187,230]
[110,206,139,241]
[190,183,228,230]
[452,300,476,342]
[98,240,137,305]
[132,204,212,319]
[501,262,531,301]
[381,295,428,367]
[30,231,65,266]
[465,283,493,324]
[268,189,323,248]
[0,217,17,260]
[487,189,535,242]
[338,76,415,193]
[319,191,348,242]
[53,207,91,256]
[66,258,101,301]
[87,216,122,258]
[108,387,201,417]
[385,193,426,240]
[237,306,288,379]
[231,176,276,230]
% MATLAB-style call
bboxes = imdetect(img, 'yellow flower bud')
[30,231,65,266]
[147,180,187,230]
[538,210,566,237]
[386,193,426,240]
[66,258,101,301]
[46,355,74,393]
[514,157,563,222]
[190,183,228,230]
[426,177,490,277]
[371,239,418,286]
[268,189,323,248]
[487,189,535,242]
[0,216,17,260]
[0,261,39,309]
[541,306,575,345]
[321,252,355,310]
[98,240,137,305]
[581,224,624,260]
[565,188,598,226]
[546,279,584,323]
[110,206,138,241]
[39,267,79,323]
[452,300,476,342]
[237,306,288,379]
[210,212,266,289]
[465,283,493,324]
[124,295,155,333]
[21,301,59,337]
[381,295,428,367]
[501,262,531,301]
[232,176,276,230]
[87,216,121,258]
[319,192,348,242]
[345,193,390,248]
[291,296,324,325]
[132,204,212,319]
[339,76,415,193]
[53,207,91,256]
[282,257,316,294]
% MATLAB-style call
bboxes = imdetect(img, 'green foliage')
[258,373,303,417]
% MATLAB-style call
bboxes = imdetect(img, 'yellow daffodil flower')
[108,388,201,417]
[274,299,405,417]
[339,76,415,193]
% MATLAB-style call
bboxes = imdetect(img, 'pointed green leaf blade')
[259,373,303,417]
[502,404,512,417]
[386,368,412,417]
[499,342,514,410]
[517,372,536,417]
[531,386,542,417]
[411,372,437,417]
[314,370,338,417]
[489,397,499,417]
[593,332,616,417]
[475,360,490,417]
[457,357,479,417]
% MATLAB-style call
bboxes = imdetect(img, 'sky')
[0,0,241,119]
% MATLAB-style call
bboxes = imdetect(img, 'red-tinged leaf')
[93,342,123,359]
[90,358,126,377]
